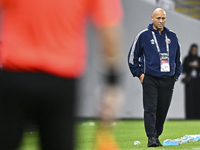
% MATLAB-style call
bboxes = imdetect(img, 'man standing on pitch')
[128,8,182,147]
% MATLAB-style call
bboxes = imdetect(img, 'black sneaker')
[156,138,162,146]
[147,137,158,147]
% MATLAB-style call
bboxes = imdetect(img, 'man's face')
[152,10,166,32]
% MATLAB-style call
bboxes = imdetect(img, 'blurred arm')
[97,24,122,71]
[96,24,123,125]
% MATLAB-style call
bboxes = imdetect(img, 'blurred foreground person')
[182,44,200,119]
[128,8,182,147]
[0,0,123,150]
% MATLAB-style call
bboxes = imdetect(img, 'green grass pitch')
[19,120,200,150]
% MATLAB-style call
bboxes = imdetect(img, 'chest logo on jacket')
[166,38,171,44]
[150,39,155,44]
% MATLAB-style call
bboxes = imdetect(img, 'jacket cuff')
[137,72,143,78]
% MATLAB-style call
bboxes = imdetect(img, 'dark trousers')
[142,74,175,138]
[0,70,77,150]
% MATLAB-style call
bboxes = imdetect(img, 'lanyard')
[151,31,169,54]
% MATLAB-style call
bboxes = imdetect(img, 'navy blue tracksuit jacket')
[128,23,182,79]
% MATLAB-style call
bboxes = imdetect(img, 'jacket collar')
[148,23,169,34]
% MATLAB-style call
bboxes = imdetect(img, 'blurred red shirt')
[0,0,123,77]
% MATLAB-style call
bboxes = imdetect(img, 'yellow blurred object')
[94,128,121,150]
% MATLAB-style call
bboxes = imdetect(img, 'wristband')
[104,69,120,85]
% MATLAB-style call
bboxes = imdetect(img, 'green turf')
[19,120,200,150]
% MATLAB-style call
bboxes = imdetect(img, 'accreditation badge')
[160,53,170,72]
